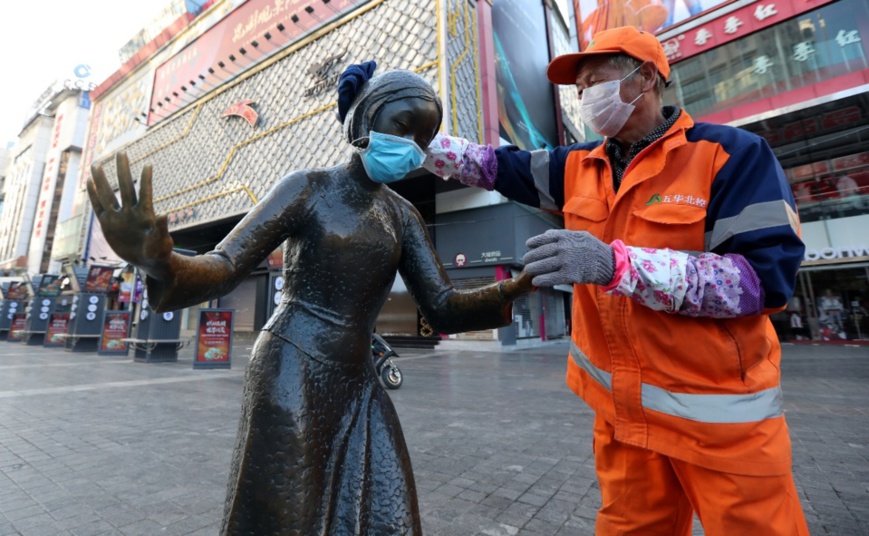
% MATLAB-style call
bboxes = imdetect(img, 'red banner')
[789,161,830,182]
[8,314,27,342]
[45,313,71,347]
[195,309,233,368]
[99,311,131,354]
[149,0,366,123]
[832,152,869,172]
[661,0,837,64]
[118,272,136,303]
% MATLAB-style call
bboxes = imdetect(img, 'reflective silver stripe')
[569,341,783,424]
[569,341,612,390]
[641,383,783,423]
[705,200,795,251]
[530,150,558,211]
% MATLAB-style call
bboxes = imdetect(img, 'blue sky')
[0,0,172,146]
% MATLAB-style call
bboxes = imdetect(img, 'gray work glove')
[523,230,615,287]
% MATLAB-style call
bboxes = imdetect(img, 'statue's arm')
[143,172,311,313]
[87,153,310,313]
[397,205,534,334]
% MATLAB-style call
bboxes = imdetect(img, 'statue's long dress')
[146,170,515,535]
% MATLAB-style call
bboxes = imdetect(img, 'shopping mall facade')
[39,0,867,345]
[655,0,869,342]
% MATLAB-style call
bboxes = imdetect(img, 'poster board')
[98,310,131,355]
[8,314,27,342]
[44,313,71,347]
[118,271,136,303]
[5,282,28,301]
[194,308,233,369]
[36,275,63,297]
[84,265,115,293]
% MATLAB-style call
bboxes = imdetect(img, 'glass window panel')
[664,0,869,118]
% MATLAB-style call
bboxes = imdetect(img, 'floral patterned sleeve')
[422,133,497,190]
[602,240,765,318]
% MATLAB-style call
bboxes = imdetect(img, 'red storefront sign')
[99,311,131,355]
[662,0,838,64]
[194,309,233,369]
[821,107,863,131]
[45,313,71,347]
[832,152,869,172]
[783,119,820,141]
[149,0,366,123]
[789,161,830,182]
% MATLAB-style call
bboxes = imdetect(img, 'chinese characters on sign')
[194,309,233,369]
[8,315,27,342]
[45,313,70,347]
[99,311,131,355]
[663,0,838,63]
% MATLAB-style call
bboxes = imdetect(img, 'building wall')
[0,118,52,271]
[658,0,869,342]
[91,0,440,236]
[67,0,242,260]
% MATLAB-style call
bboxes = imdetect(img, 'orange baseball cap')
[547,26,670,85]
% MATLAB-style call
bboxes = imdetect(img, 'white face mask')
[579,65,643,138]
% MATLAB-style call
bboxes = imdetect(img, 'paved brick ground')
[0,338,865,535]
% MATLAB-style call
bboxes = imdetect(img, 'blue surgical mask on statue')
[359,131,426,183]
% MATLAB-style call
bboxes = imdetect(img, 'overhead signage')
[149,0,367,124]
[221,99,259,127]
[804,245,869,263]
[303,50,347,97]
[660,0,838,64]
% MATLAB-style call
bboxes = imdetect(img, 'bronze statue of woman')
[87,65,534,535]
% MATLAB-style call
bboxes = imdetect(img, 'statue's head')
[340,68,443,152]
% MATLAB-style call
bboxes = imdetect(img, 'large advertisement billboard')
[575,0,733,49]
[492,0,559,150]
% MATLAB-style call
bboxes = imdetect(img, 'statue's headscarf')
[337,61,443,145]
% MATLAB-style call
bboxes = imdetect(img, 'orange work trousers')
[593,415,810,536]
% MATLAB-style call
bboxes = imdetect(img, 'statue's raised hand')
[86,152,174,279]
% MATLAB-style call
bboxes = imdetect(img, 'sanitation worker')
[424,25,809,536]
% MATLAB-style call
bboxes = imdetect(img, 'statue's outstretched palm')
[86,152,174,277]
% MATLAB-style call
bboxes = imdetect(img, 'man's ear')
[640,62,658,92]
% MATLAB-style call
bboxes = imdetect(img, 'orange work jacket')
[560,112,796,476]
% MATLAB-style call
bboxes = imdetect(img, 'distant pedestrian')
[790,312,808,340]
